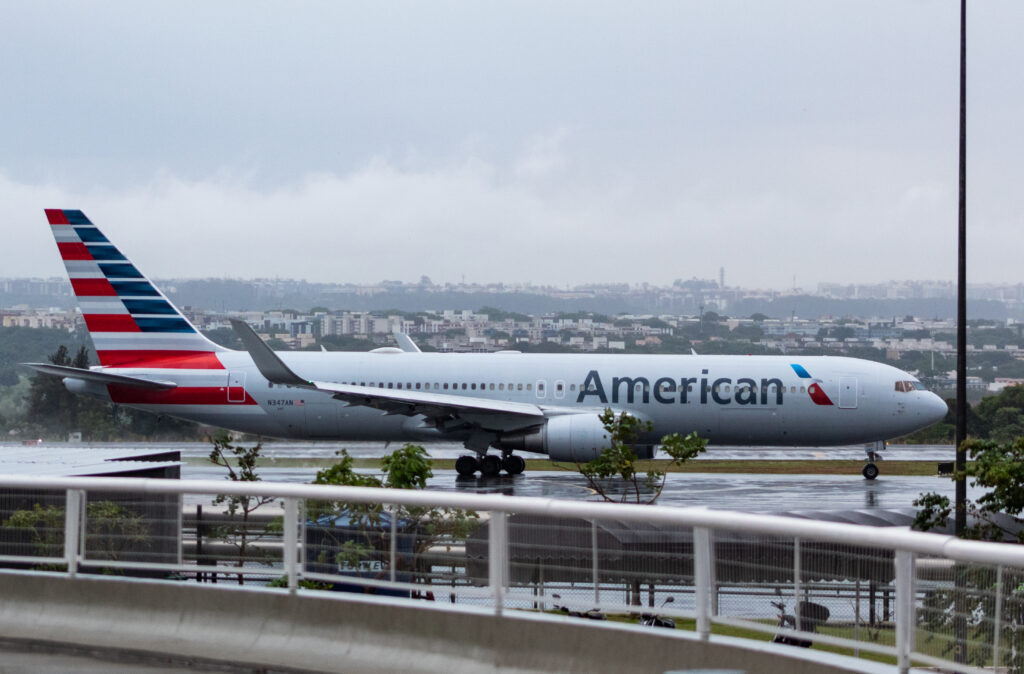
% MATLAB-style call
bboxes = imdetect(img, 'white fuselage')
[85,351,948,449]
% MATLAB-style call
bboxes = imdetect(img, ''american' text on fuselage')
[576,370,786,406]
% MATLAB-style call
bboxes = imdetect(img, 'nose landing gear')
[862,440,885,480]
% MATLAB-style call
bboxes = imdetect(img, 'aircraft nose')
[920,392,949,425]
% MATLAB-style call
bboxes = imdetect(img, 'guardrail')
[0,475,1021,674]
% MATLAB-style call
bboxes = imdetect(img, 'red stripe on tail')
[96,350,225,369]
[57,242,92,260]
[45,209,70,225]
[84,314,140,332]
[71,278,118,297]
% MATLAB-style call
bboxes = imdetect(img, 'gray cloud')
[1,1,1021,289]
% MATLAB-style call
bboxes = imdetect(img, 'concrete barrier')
[0,572,890,673]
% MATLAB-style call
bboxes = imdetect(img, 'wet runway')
[178,440,957,463]
[175,441,968,512]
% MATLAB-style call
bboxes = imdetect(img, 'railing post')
[591,520,600,605]
[64,489,83,577]
[694,526,711,640]
[390,507,398,584]
[488,510,508,615]
[993,564,1004,670]
[793,537,802,631]
[894,550,916,674]
[283,497,298,593]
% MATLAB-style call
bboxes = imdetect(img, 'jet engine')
[496,413,656,462]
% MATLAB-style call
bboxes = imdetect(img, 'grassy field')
[183,455,948,476]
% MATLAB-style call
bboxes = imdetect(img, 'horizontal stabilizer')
[229,319,311,387]
[22,363,176,390]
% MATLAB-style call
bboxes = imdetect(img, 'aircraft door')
[838,377,858,409]
[228,371,246,403]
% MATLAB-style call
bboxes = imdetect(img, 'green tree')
[24,345,108,438]
[4,500,150,573]
[914,438,1024,669]
[311,444,478,592]
[579,409,707,505]
[207,433,279,584]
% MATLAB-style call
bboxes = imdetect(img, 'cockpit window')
[895,380,925,393]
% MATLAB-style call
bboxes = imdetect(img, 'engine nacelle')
[496,413,656,462]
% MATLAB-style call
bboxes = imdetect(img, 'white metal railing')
[0,475,1021,673]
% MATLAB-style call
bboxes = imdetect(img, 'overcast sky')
[1,2,1020,290]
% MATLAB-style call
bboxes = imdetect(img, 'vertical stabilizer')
[45,209,229,369]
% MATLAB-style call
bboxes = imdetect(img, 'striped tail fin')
[45,209,229,369]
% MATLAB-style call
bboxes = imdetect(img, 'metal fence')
[0,475,1022,674]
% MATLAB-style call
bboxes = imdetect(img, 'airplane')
[26,209,948,480]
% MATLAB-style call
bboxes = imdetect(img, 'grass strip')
[183,456,950,476]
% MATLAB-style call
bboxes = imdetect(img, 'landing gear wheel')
[502,455,526,475]
[479,454,502,477]
[862,463,879,480]
[455,455,479,477]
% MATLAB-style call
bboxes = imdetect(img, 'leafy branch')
[579,408,706,504]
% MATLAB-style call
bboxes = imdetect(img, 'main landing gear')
[455,453,526,478]
[862,440,885,480]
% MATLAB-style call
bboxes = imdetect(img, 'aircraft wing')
[22,363,177,391]
[230,320,545,433]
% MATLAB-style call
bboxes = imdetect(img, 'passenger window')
[499,383,504,391]
[397,383,402,389]
[518,384,523,391]
[443,383,449,390]
[462,383,467,390]
[388,383,394,389]
[471,383,477,390]
[570,384,576,391]
[556,383,564,392]
[800,386,806,393]
[526,383,532,391]
[489,383,495,390]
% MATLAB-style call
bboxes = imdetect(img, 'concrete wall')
[0,572,890,674]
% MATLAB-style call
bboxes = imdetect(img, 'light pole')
[953,0,968,665]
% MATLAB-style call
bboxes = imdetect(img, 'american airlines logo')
[576,364,834,407]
